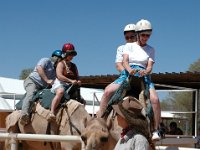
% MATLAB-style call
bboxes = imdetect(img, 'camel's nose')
[100,136,108,143]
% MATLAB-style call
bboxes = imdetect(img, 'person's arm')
[36,66,54,85]
[140,46,155,76]
[115,62,124,72]
[138,60,154,76]
[145,60,154,74]
[115,46,125,72]
[74,64,81,86]
[123,54,136,75]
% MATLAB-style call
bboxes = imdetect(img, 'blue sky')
[0,0,200,79]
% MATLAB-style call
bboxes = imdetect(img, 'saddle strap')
[64,106,81,135]
[45,122,55,150]
[63,60,71,74]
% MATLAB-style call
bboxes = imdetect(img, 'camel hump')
[34,99,83,124]
[64,99,84,115]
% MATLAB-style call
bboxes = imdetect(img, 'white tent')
[81,87,103,114]
[0,77,25,112]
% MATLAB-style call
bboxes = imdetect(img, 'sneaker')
[19,114,30,126]
[48,113,56,121]
[152,130,161,141]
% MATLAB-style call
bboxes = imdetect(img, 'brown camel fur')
[5,100,113,150]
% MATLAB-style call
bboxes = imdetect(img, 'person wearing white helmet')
[98,24,137,117]
[123,19,161,141]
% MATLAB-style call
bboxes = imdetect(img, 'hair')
[170,122,177,128]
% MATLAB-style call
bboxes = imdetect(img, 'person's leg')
[20,78,38,125]
[99,83,120,116]
[149,89,161,131]
[99,70,128,117]
[50,87,65,116]
[149,88,161,141]
[143,74,161,131]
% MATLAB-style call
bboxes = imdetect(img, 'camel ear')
[106,118,112,130]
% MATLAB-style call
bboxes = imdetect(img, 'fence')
[0,93,22,111]
[0,133,85,150]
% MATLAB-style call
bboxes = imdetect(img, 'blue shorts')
[113,69,128,84]
[113,65,155,89]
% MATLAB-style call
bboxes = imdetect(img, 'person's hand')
[71,80,78,85]
[47,79,54,85]
[129,69,137,76]
[138,70,147,77]
[77,80,82,86]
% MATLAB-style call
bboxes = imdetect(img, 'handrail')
[0,93,19,111]
[0,133,85,150]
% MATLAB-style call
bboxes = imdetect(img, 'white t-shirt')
[123,42,155,68]
[115,45,125,63]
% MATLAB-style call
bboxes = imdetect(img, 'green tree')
[188,58,200,72]
[19,68,33,80]
[160,92,192,111]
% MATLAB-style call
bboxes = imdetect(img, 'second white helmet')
[135,19,152,33]
[124,24,136,32]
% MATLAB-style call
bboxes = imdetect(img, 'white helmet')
[135,19,152,34]
[124,24,136,32]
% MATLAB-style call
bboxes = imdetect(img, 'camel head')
[81,118,110,150]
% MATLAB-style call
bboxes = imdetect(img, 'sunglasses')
[125,35,136,40]
[140,34,150,37]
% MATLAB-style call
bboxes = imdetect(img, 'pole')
[0,133,85,150]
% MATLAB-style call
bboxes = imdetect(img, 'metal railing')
[0,93,23,111]
[0,133,85,150]
[92,92,101,117]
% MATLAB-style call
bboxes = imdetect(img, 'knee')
[104,87,114,97]
[56,88,65,96]
[150,94,159,104]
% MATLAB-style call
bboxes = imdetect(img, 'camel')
[82,97,154,150]
[76,75,155,150]
[83,75,155,150]
[80,109,123,150]
[4,100,112,150]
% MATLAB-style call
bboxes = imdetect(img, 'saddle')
[102,75,153,119]
[15,84,84,110]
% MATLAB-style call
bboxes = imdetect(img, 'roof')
[80,72,200,90]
